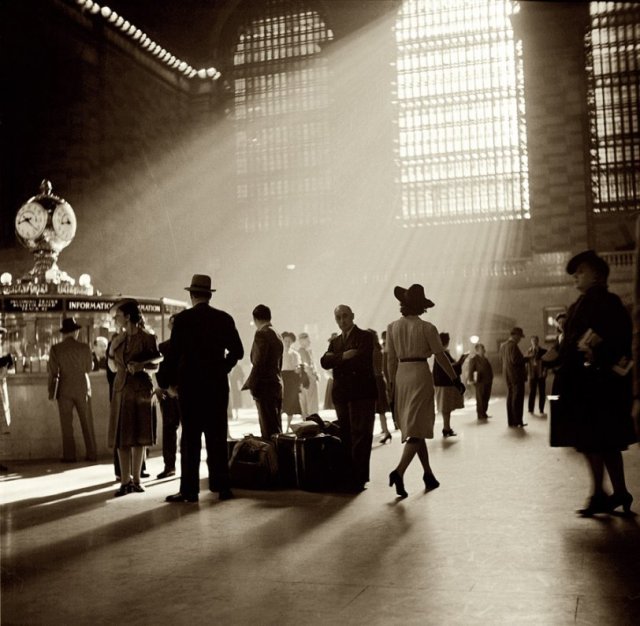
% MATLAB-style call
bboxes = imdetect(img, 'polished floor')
[2,398,640,625]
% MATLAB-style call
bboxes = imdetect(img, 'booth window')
[394,0,529,225]
[586,3,640,214]
[231,0,334,231]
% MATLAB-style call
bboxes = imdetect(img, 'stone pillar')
[512,1,593,253]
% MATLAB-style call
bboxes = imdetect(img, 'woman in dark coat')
[108,300,162,497]
[555,250,635,516]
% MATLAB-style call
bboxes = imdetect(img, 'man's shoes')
[442,428,457,438]
[140,471,150,478]
[218,489,234,501]
[516,423,528,428]
[157,469,176,479]
[165,493,198,503]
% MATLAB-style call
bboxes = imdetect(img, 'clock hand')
[19,216,33,224]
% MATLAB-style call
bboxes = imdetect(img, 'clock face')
[52,202,77,242]
[15,202,48,240]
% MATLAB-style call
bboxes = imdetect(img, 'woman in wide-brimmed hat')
[108,299,163,497]
[386,284,465,498]
[553,250,635,516]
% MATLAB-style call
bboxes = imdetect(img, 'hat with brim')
[566,249,610,279]
[108,297,138,317]
[185,274,216,294]
[60,317,82,333]
[394,284,435,309]
[510,327,525,338]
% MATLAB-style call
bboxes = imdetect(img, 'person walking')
[165,274,244,503]
[499,327,527,428]
[48,317,97,463]
[433,332,467,437]
[467,342,493,420]
[552,250,635,516]
[386,285,464,498]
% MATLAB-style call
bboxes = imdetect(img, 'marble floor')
[2,399,640,625]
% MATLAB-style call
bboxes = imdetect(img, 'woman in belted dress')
[108,299,163,497]
[386,285,465,498]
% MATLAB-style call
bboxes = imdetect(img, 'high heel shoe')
[423,473,440,492]
[609,491,633,515]
[389,470,408,498]
[379,433,392,444]
[576,493,611,517]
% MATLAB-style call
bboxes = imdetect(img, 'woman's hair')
[118,300,146,329]
[282,331,296,342]
[439,332,450,346]
[400,303,427,317]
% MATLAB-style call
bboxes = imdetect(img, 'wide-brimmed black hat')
[185,274,216,294]
[394,284,435,309]
[510,327,525,338]
[108,297,138,317]
[566,250,610,279]
[60,317,82,333]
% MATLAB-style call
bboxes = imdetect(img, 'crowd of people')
[38,249,637,515]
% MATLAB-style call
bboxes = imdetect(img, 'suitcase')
[228,435,278,489]
[273,433,345,492]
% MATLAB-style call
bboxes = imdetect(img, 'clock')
[52,202,77,242]
[15,201,48,241]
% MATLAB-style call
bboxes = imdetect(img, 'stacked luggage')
[228,415,345,492]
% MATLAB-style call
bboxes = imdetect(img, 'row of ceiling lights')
[74,0,221,80]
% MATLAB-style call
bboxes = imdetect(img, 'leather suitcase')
[228,436,278,489]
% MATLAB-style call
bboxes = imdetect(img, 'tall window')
[394,0,528,225]
[232,0,334,231]
[586,3,640,214]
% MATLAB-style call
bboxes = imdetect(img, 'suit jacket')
[168,302,244,392]
[499,338,526,384]
[320,325,377,404]
[242,324,283,398]
[155,338,174,390]
[48,337,93,400]
[526,345,548,379]
[467,354,493,384]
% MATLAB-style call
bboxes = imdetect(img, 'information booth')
[0,294,186,460]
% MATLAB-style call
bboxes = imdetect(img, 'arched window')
[231,0,334,231]
[586,3,640,214]
[394,0,529,225]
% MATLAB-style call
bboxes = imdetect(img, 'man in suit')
[320,305,377,492]
[467,342,493,420]
[242,304,284,438]
[165,274,244,503]
[526,335,548,416]
[499,327,527,428]
[48,317,97,462]
[154,314,181,479]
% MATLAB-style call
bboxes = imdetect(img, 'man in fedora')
[48,317,97,462]
[165,274,244,502]
[499,327,527,428]
[320,304,377,492]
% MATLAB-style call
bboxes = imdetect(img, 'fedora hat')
[394,284,435,309]
[510,327,525,338]
[60,317,82,333]
[185,274,216,294]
